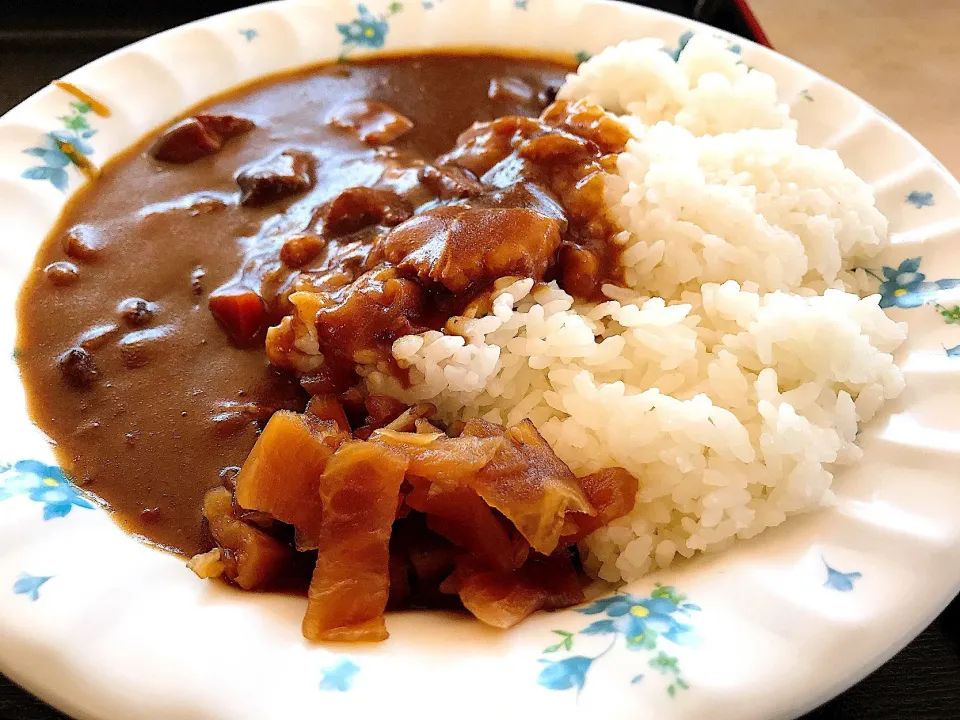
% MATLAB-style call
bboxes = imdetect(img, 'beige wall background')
[751,0,960,175]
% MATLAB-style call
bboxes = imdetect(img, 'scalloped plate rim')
[1,2,960,720]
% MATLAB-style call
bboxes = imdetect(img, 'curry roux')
[16,51,630,557]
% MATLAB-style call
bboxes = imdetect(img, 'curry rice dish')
[16,38,907,641]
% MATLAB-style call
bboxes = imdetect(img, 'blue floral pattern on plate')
[665,30,740,62]
[319,658,360,691]
[906,191,935,209]
[336,2,403,59]
[860,256,960,356]
[21,101,97,191]
[238,28,258,42]
[13,574,52,601]
[862,257,960,309]
[0,460,93,520]
[537,585,700,698]
[823,560,861,592]
[665,30,695,61]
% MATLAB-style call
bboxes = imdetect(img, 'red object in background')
[733,0,772,47]
[690,0,772,49]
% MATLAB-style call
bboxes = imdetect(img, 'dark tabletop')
[2,1,959,718]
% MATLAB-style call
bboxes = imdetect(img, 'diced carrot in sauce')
[208,285,267,345]
[453,552,584,629]
[370,429,504,483]
[302,441,408,642]
[460,419,594,555]
[305,394,351,432]
[405,480,517,572]
[562,467,639,543]
[202,486,292,590]
[234,411,347,542]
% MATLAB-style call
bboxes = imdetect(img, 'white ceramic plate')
[2,1,959,718]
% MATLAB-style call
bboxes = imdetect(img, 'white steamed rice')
[363,34,906,582]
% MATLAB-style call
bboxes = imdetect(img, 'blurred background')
[1,0,958,718]
[751,0,959,176]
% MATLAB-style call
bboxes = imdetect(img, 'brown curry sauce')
[17,52,588,554]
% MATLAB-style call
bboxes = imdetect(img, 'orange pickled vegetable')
[562,467,639,543]
[370,429,504,483]
[303,441,408,642]
[234,411,348,542]
[460,419,594,554]
[391,515,458,603]
[405,480,516,572]
[202,486,291,590]
[360,394,407,434]
[407,535,458,587]
[305,394,351,432]
[453,552,584,629]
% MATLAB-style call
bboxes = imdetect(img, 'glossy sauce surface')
[17,53,571,554]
